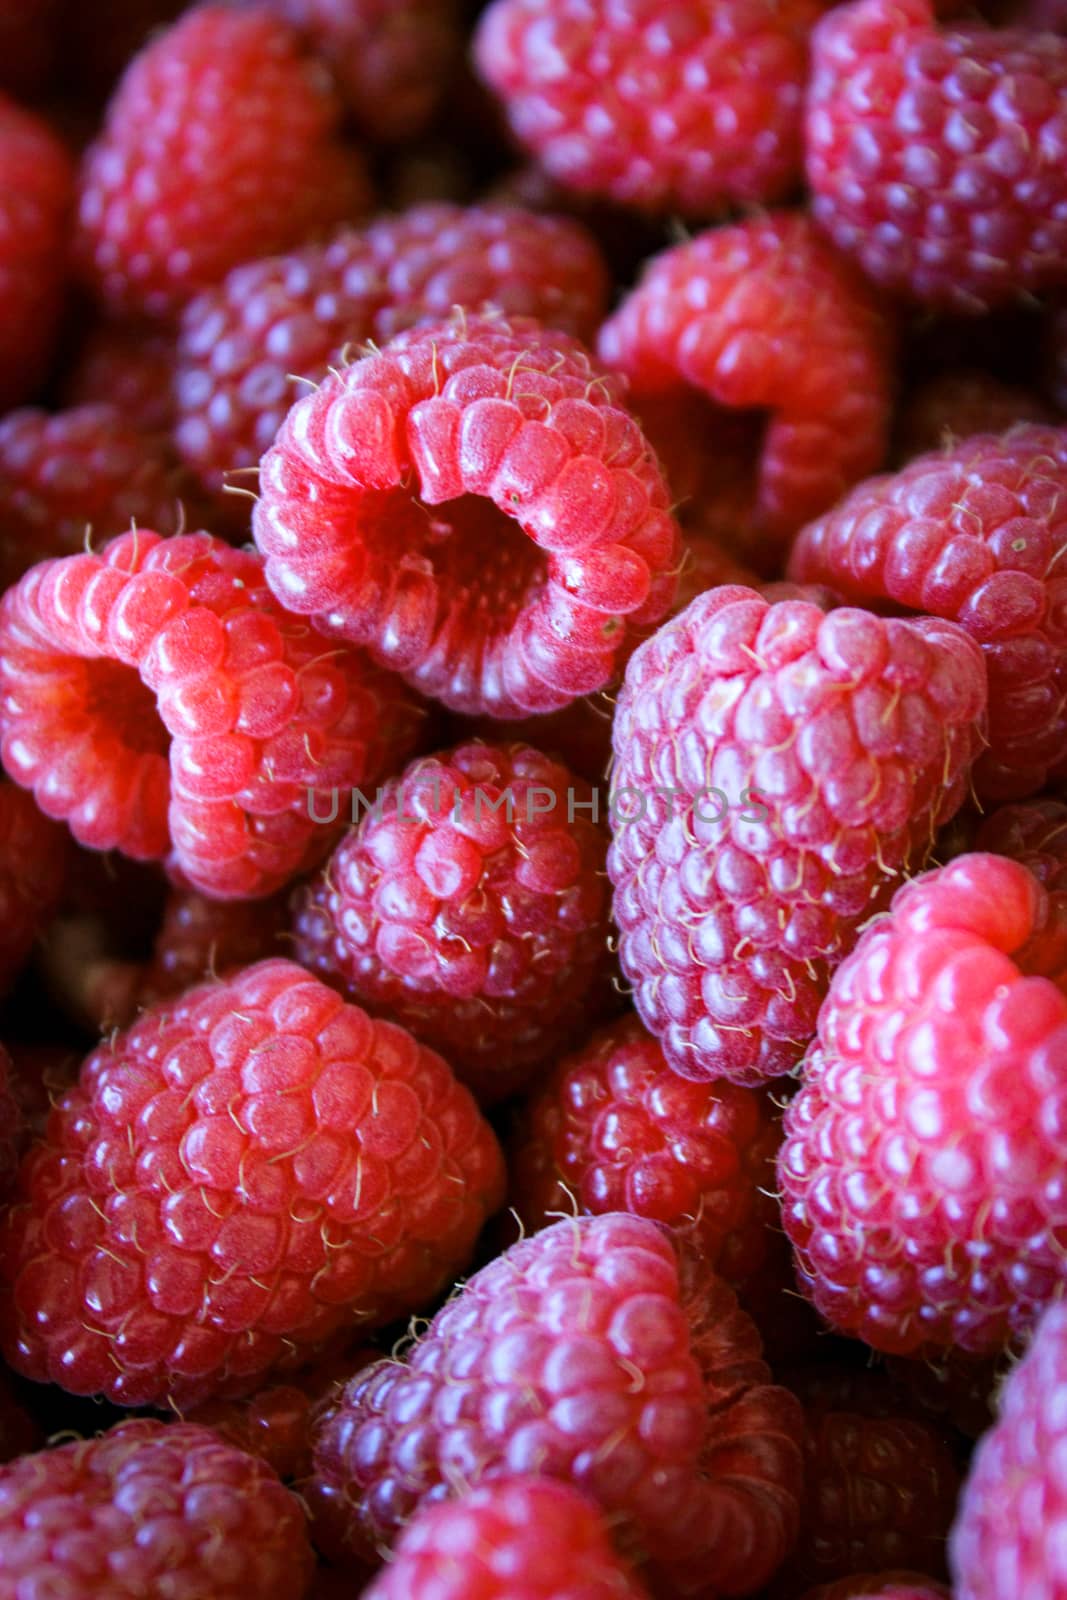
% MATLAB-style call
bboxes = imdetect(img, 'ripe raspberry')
[0,1369,38,1466]
[0,958,505,1407]
[894,371,1052,462]
[174,204,610,495]
[806,0,1067,311]
[597,214,893,566]
[362,1477,652,1600]
[253,312,680,719]
[293,740,610,1103]
[0,1418,314,1599]
[798,1579,950,1600]
[474,0,826,216]
[0,97,73,413]
[0,781,68,999]
[63,322,177,436]
[0,528,421,899]
[75,5,370,319]
[779,853,1067,1357]
[789,425,1067,801]
[306,1213,803,1596]
[608,587,987,1085]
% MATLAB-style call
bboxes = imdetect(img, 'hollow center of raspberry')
[83,659,169,757]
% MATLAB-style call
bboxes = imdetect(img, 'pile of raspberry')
[2,3,1067,1599]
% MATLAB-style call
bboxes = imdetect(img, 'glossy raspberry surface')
[608,587,987,1085]
[0,780,68,999]
[0,95,73,413]
[253,312,680,719]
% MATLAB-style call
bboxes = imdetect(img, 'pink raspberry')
[63,322,177,436]
[293,740,610,1103]
[474,0,827,216]
[608,587,987,1085]
[949,1301,1067,1600]
[798,1580,950,1600]
[174,203,610,495]
[0,958,505,1407]
[598,214,893,567]
[306,1213,803,1597]
[894,370,1053,462]
[779,853,1067,1357]
[0,781,68,999]
[253,311,680,719]
[0,1418,314,1599]
[362,1477,652,1600]
[75,5,370,319]
[789,425,1067,802]
[0,529,420,899]
[0,97,73,414]
[806,0,1067,311]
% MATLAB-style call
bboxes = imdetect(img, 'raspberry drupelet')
[0,528,421,900]
[597,214,893,568]
[293,740,610,1104]
[779,853,1067,1357]
[0,959,505,1408]
[608,586,987,1086]
[474,0,826,217]
[806,0,1067,311]
[306,1212,803,1597]
[0,96,74,414]
[361,1477,652,1600]
[74,5,371,319]
[0,781,68,1000]
[0,1419,314,1599]
[253,312,681,720]
[174,203,610,496]
[789,425,1067,802]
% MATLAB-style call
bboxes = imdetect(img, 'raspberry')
[886,1348,1001,1441]
[788,425,1067,802]
[253,312,681,719]
[0,97,73,413]
[779,853,1067,1357]
[806,0,1067,311]
[0,1369,38,1466]
[0,781,68,999]
[0,958,505,1407]
[75,5,370,319]
[894,371,1052,462]
[598,214,893,566]
[0,529,421,899]
[474,0,826,216]
[361,1477,652,1600]
[0,405,193,593]
[974,798,1067,889]
[0,1418,314,1599]
[63,322,177,436]
[798,1580,950,1600]
[608,587,987,1085]
[949,1301,1067,1600]
[306,1213,803,1596]
[174,204,610,495]
[293,741,610,1103]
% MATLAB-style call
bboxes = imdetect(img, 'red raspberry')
[174,204,610,495]
[0,1418,314,1599]
[0,529,420,899]
[0,97,73,413]
[798,1580,950,1600]
[75,5,370,319]
[362,1477,651,1600]
[0,958,505,1407]
[608,587,987,1086]
[789,425,1067,802]
[949,1300,1067,1600]
[894,370,1052,462]
[598,214,893,566]
[0,1369,38,1466]
[62,322,177,436]
[806,0,1067,311]
[253,311,680,719]
[0,781,68,999]
[306,1213,803,1597]
[474,0,826,216]
[779,853,1067,1357]
[293,741,610,1104]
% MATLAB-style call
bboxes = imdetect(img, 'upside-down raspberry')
[598,214,893,568]
[0,959,505,1407]
[293,740,610,1103]
[0,96,73,414]
[789,425,1067,802]
[474,0,827,217]
[608,587,987,1085]
[0,529,421,899]
[779,853,1067,1357]
[0,1419,314,1599]
[306,1212,803,1597]
[253,312,681,719]
[894,371,1052,462]
[174,204,610,495]
[75,5,370,319]
[0,781,68,1000]
[806,0,1067,311]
